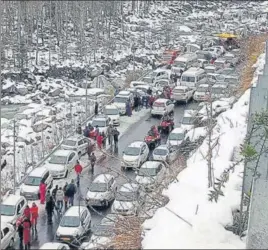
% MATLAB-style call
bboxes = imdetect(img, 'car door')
[43,171,50,186]
[17,199,26,219]
[2,227,10,248]
[108,178,115,200]
[77,139,84,154]
[168,146,178,163]
[140,145,147,162]
[67,153,75,170]
[83,210,90,230]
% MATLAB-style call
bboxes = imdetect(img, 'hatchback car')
[44,149,79,179]
[122,141,149,170]
[1,222,16,250]
[61,135,92,157]
[112,183,143,216]
[86,174,117,207]
[20,166,53,200]
[1,195,27,225]
[103,104,120,126]
[39,242,70,249]
[90,115,111,135]
[193,84,210,102]
[151,98,174,117]
[166,128,187,147]
[135,161,167,191]
[211,84,229,99]
[152,145,179,163]
[56,206,91,243]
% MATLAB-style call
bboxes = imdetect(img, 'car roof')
[154,98,168,103]
[93,174,114,183]
[53,149,74,157]
[205,65,216,69]
[119,183,139,192]
[174,86,188,90]
[215,58,227,62]
[171,127,186,133]
[118,90,131,95]
[29,166,48,177]
[128,141,144,148]
[105,104,119,109]
[140,161,161,169]
[65,135,85,141]
[213,84,227,88]
[64,206,87,217]
[93,115,108,121]
[198,84,209,88]
[3,194,24,205]
[40,243,65,249]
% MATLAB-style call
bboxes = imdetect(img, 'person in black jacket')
[94,101,99,116]
[65,179,77,207]
[113,128,120,148]
[52,185,58,200]
[46,196,55,224]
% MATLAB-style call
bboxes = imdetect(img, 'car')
[223,52,239,65]
[20,166,53,200]
[103,104,120,126]
[90,115,111,135]
[180,109,200,131]
[166,128,187,147]
[44,149,79,179]
[151,98,174,117]
[100,213,124,225]
[122,141,149,170]
[154,79,174,91]
[211,84,230,100]
[86,174,117,207]
[61,135,92,157]
[112,183,144,216]
[135,161,168,192]
[39,242,70,249]
[193,84,210,102]
[56,206,91,243]
[1,195,27,225]
[204,65,218,74]
[170,86,194,103]
[113,91,134,115]
[214,58,229,69]
[152,144,179,163]
[1,222,16,250]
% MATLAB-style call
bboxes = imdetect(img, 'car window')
[81,211,87,222]
[1,231,3,240]
[157,165,162,173]
[68,153,75,162]
[20,199,25,208]
[108,178,114,188]
[43,172,49,182]
[83,138,88,144]
[141,145,146,152]
[78,139,83,146]
[3,227,9,236]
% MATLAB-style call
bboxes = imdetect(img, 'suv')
[20,167,53,200]
[151,99,174,117]
[1,195,27,225]
[90,115,111,135]
[86,174,117,208]
[61,135,92,157]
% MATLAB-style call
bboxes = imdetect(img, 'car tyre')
[78,151,82,158]
[65,170,69,178]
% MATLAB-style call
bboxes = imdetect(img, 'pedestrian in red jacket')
[23,205,31,220]
[96,134,103,149]
[23,218,31,250]
[74,160,82,175]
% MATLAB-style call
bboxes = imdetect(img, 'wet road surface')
[15,101,198,249]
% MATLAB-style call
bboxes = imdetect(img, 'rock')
[49,88,61,97]
[32,122,50,133]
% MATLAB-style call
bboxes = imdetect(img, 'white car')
[151,98,174,117]
[167,128,187,147]
[39,242,70,249]
[56,206,91,243]
[211,84,229,100]
[61,135,92,157]
[44,149,79,179]
[86,174,117,207]
[193,84,210,102]
[103,104,120,126]
[122,141,149,170]
[113,91,134,115]
[112,183,143,216]
[135,161,168,192]
[1,222,16,250]
[91,115,111,135]
[152,145,179,163]
[1,195,27,225]
[180,109,199,131]
[20,166,53,200]
[204,65,218,74]
[171,86,194,103]
[214,58,229,69]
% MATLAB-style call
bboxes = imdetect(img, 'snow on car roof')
[174,86,188,90]
[184,109,197,117]
[198,84,209,88]
[205,65,216,69]
[118,90,131,96]
[154,144,169,151]
[65,135,85,141]
[171,127,186,134]
[64,206,87,217]
[105,104,119,109]
[3,194,24,206]
[120,183,139,192]
[212,84,227,88]
[129,141,144,148]
[40,243,65,250]
[140,161,161,169]
[53,149,74,157]
[154,98,168,103]
[93,174,114,183]
[29,166,48,177]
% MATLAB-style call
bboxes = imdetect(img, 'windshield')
[89,182,108,192]
[224,55,234,60]
[182,117,194,125]
[173,88,186,93]
[62,140,76,147]
[155,81,168,87]
[24,176,42,186]
[153,102,165,107]
[212,87,226,94]
[205,68,215,73]
[93,225,114,237]
[138,168,157,177]
[196,87,208,92]
[49,155,67,165]
[214,62,224,67]
[124,147,140,156]
[174,61,186,68]
[1,205,15,216]
[154,148,168,156]
[116,191,137,201]
[181,76,195,82]
[92,120,106,127]
[60,216,80,227]
[169,132,185,140]
[104,108,119,115]
[114,97,128,103]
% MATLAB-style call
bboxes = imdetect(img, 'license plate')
[62,237,70,241]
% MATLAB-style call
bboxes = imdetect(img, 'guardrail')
[15,69,153,189]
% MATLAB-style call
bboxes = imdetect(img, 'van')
[179,67,207,89]
[171,53,198,75]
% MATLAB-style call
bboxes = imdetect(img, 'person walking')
[65,180,77,207]
[89,152,96,174]
[74,160,82,175]
[113,128,120,148]
[94,101,99,116]
[126,100,132,117]
[16,217,24,249]
[46,190,51,203]
[101,131,106,148]
[39,180,46,204]
[134,95,139,112]
[95,125,100,137]
[45,196,55,224]
[52,185,58,201]
[23,205,31,220]
[56,187,64,213]
[87,142,94,160]
[63,182,68,210]
[76,124,82,135]
[23,217,31,250]
[96,133,103,149]
[107,124,114,146]
[30,202,38,233]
